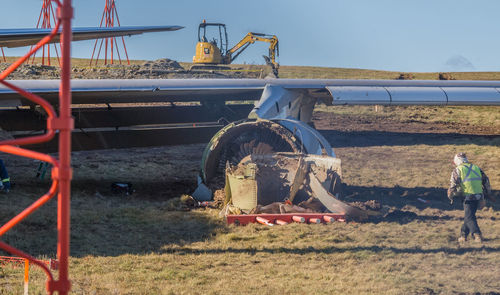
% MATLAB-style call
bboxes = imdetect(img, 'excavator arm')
[226,32,279,68]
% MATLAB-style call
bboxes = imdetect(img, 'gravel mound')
[1,58,262,80]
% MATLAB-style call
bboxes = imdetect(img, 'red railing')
[0,256,58,294]
[0,0,73,294]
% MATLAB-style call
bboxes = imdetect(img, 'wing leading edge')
[2,78,500,105]
[0,25,184,48]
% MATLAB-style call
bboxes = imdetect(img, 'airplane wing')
[0,25,184,48]
[0,78,499,155]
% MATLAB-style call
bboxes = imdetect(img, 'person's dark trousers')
[0,159,10,190]
[461,199,481,238]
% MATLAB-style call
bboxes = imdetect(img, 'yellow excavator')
[191,21,279,76]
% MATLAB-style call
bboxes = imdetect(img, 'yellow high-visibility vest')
[457,163,483,195]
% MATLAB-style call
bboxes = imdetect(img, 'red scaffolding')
[30,0,61,66]
[90,0,130,66]
[0,0,73,294]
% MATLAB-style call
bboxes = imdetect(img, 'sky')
[2,0,500,72]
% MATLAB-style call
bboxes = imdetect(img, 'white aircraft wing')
[0,25,184,48]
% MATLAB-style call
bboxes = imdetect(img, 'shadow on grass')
[344,185,500,210]
[319,130,500,148]
[1,196,227,257]
[70,178,197,201]
[158,244,500,256]
[343,185,500,224]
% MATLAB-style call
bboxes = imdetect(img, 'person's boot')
[473,234,483,243]
[458,236,467,243]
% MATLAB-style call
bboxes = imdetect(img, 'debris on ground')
[111,182,134,195]
[216,152,403,222]
[221,152,375,221]
[163,194,197,211]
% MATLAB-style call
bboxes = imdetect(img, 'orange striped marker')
[24,259,29,295]
[275,219,288,225]
[309,218,321,224]
[323,216,335,223]
[292,216,305,223]
[256,216,274,226]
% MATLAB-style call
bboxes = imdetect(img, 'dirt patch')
[313,111,499,136]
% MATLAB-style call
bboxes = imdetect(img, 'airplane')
[1,77,499,198]
[0,21,499,197]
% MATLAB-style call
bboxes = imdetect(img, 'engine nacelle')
[200,118,334,187]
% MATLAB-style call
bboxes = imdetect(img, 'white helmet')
[453,152,468,166]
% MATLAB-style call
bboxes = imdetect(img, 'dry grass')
[315,105,500,130]
[0,63,499,294]
[1,138,498,294]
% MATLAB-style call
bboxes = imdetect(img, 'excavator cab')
[193,21,229,64]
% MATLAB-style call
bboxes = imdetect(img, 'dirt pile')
[2,58,262,80]
[438,73,455,80]
[0,63,60,79]
[397,73,414,80]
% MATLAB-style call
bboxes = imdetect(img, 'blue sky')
[2,0,500,72]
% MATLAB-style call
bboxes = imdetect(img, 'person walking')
[447,153,492,243]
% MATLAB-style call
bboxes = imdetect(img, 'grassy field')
[1,140,498,294]
[0,62,499,294]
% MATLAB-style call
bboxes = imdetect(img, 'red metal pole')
[0,1,73,293]
[113,4,130,65]
[53,0,73,293]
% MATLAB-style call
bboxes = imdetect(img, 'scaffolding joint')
[51,167,72,181]
[47,116,74,131]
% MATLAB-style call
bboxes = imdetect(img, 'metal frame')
[0,0,73,294]
[0,256,58,294]
[30,0,61,66]
[90,0,130,66]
